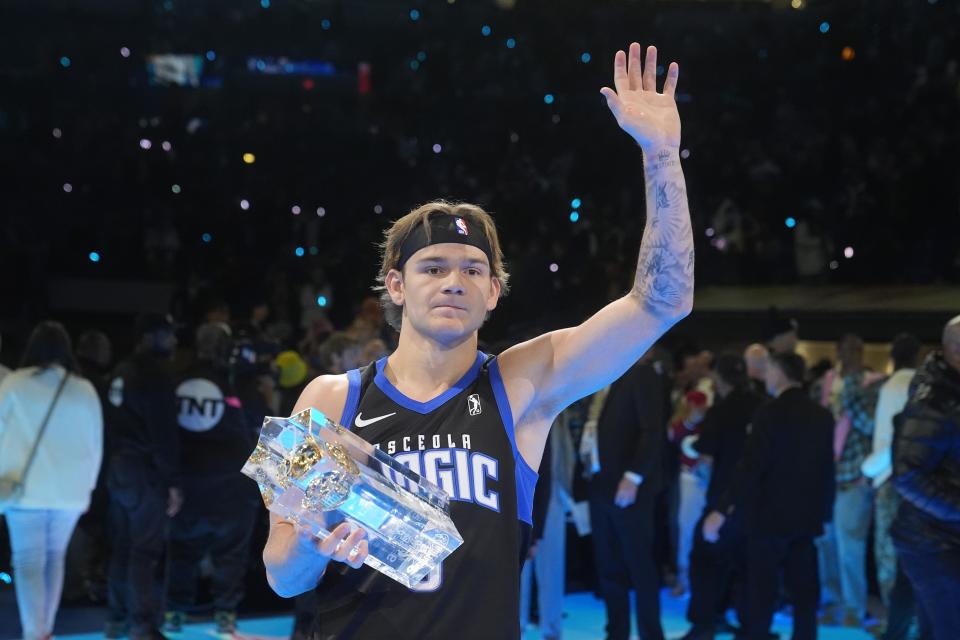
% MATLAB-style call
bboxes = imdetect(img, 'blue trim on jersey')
[488,356,538,526]
[340,368,363,429]
[373,351,485,414]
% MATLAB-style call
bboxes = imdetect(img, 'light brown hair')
[375,200,510,330]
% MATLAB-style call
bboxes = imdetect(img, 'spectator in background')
[163,323,260,636]
[892,315,960,640]
[71,330,114,603]
[703,352,835,640]
[862,335,921,608]
[815,333,860,622]
[520,408,576,640]
[818,333,885,628]
[743,343,769,397]
[105,314,183,640]
[668,390,710,598]
[0,321,103,640]
[587,358,667,640]
[682,353,766,640]
[761,308,799,355]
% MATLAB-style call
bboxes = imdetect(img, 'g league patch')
[467,393,482,416]
[455,217,469,236]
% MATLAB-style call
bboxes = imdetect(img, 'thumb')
[600,87,623,119]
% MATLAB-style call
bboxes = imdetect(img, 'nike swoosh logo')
[354,412,396,428]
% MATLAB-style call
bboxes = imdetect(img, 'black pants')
[897,544,960,640]
[165,476,259,613]
[107,483,168,633]
[884,561,932,640]
[744,534,818,640]
[687,511,745,627]
[589,488,664,640]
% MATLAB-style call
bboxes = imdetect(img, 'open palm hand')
[601,43,681,153]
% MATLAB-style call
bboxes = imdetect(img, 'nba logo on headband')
[455,217,469,236]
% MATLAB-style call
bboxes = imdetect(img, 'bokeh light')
[243,152,256,164]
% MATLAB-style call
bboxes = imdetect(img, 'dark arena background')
[1,0,958,639]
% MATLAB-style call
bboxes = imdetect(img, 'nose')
[441,271,465,295]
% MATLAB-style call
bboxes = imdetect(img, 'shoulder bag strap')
[17,369,70,483]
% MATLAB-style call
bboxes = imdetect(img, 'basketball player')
[262,43,693,639]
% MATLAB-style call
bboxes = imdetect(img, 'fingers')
[317,522,354,557]
[663,62,680,98]
[627,42,642,91]
[599,87,623,120]
[612,49,629,96]
[642,45,658,92]
[345,538,369,569]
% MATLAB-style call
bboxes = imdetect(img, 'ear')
[385,269,405,306]
[486,277,502,312]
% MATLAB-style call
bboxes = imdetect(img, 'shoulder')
[292,373,351,420]
[68,375,100,401]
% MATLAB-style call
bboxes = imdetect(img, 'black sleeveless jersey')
[307,351,538,640]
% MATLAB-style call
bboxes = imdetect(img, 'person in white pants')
[0,322,103,640]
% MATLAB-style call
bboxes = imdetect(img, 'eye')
[466,268,481,276]
[426,266,442,275]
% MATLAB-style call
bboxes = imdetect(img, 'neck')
[776,382,800,398]
[840,363,861,376]
[386,327,479,401]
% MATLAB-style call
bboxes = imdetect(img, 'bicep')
[501,295,671,420]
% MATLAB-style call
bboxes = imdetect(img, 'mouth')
[434,304,467,312]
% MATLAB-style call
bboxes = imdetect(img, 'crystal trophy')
[242,407,463,589]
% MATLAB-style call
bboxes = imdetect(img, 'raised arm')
[500,43,693,461]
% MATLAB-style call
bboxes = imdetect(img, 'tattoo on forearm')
[634,160,694,316]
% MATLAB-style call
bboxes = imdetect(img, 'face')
[769,330,798,354]
[838,337,864,369]
[764,361,785,396]
[386,243,501,345]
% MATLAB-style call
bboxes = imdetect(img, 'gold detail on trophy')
[325,441,359,475]
[261,487,275,507]
[249,442,269,464]
[303,470,356,511]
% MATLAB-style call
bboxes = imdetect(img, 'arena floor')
[0,589,875,640]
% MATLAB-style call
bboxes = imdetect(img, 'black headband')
[396,214,494,270]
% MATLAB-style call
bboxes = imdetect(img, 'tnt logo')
[454,217,469,235]
[467,393,482,416]
[176,378,225,432]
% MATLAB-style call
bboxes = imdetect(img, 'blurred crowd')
[2,0,960,337]
[1,303,958,640]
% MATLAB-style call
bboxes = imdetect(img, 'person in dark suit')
[588,357,667,640]
[681,353,766,640]
[702,352,835,640]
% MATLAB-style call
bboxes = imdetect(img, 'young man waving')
[263,42,693,640]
